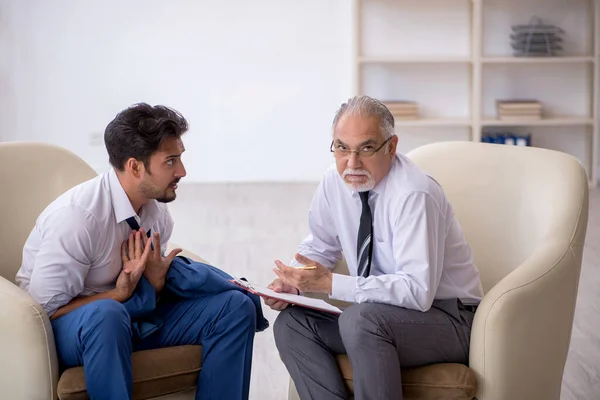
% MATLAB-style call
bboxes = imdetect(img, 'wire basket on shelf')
[511,17,564,57]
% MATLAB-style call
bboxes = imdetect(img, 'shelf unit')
[352,0,600,186]
[359,56,472,63]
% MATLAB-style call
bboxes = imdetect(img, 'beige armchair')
[0,142,202,400]
[288,141,589,400]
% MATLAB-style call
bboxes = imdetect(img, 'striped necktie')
[356,191,373,277]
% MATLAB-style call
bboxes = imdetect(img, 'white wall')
[0,0,353,182]
[1,0,597,182]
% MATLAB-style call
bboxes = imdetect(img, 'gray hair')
[332,95,396,140]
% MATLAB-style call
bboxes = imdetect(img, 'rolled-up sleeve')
[27,205,96,317]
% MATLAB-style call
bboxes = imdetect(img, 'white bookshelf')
[481,56,594,64]
[359,56,472,63]
[395,118,472,127]
[481,117,594,127]
[352,0,600,186]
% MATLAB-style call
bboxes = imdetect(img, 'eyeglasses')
[330,136,393,159]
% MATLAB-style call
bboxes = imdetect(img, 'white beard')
[342,168,375,192]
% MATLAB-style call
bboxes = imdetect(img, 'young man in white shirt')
[15,103,259,400]
[265,95,484,400]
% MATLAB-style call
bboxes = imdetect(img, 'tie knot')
[359,191,370,205]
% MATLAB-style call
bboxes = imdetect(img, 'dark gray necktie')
[125,217,154,250]
[125,217,150,235]
[357,191,373,277]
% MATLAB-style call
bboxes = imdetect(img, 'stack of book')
[384,101,419,120]
[496,100,543,121]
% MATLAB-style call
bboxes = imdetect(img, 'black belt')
[463,304,478,313]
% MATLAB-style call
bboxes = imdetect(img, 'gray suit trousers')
[273,299,476,400]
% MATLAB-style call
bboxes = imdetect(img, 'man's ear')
[388,135,399,157]
[124,158,143,178]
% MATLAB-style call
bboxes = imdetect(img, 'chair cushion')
[336,355,477,400]
[57,345,202,400]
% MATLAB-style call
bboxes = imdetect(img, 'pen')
[295,265,317,270]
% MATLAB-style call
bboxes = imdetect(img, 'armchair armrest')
[469,241,584,400]
[167,242,209,265]
[0,276,58,400]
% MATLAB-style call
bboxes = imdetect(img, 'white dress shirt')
[294,153,483,311]
[15,168,174,317]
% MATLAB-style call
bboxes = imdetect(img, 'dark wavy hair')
[104,103,188,171]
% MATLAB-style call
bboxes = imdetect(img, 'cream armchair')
[288,141,589,400]
[0,142,203,400]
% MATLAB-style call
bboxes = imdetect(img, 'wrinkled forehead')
[333,115,384,144]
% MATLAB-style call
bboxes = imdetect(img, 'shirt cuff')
[330,273,358,303]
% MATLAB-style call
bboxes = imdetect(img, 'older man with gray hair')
[265,95,484,400]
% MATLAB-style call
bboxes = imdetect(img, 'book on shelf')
[496,99,542,109]
[383,101,419,119]
[496,99,543,120]
[482,132,531,146]
[498,114,542,121]
[395,115,419,120]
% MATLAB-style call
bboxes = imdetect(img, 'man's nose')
[176,162,187,178]
[347,152,362,169]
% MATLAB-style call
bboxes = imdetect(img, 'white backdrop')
[0,0,353,181]
[0,0,596,181]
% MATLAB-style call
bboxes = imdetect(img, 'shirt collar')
[108,168,160,224]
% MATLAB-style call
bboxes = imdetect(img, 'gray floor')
[166,182,600,400]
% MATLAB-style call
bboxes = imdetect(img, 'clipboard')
[230,278,343,315]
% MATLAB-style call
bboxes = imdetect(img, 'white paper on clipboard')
[230,278,343,315]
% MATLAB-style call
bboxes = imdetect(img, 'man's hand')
[264,278,299,311]
[113,231,153,302]
[139,229,182,293]
[273,254,333,294]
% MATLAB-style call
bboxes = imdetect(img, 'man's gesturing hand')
[114,231,152,301]
[139,229,182,293]
[273,254,333,294]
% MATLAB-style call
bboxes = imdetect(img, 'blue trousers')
[51,290,257,400]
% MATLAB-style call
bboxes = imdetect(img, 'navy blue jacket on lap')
[123,256,269,339]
